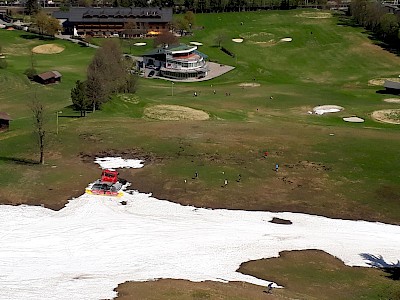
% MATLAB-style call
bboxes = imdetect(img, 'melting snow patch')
[0,192,399,299]
[313,105,344,115]
[94,157,144,169]
[232,38,244,43]
[343,116,365,123]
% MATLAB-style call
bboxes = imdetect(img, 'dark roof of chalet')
[384,80,400,90]
[37,71,62,81]
[53,7,173,24]
[0,112,12,121]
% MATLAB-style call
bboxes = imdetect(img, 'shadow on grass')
[336,16,400,56]
[20,34,55,41]
[376,89,400,95]
[58,115,85,118]
[360,253,400,280]
[0,156,38,165]
[367,34,400,56]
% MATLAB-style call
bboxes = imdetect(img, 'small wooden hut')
[35,71,62,85]
[0,112,12,131]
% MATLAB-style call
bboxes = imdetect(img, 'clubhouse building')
[53,7,172,37]
[141,44,209,80]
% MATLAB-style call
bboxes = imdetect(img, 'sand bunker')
[190,41,203,46]
[238,83,261,87]
[232,38,243,43]
[134,42,146,46]
[313,105,344,115]
[144,105,209,121]
[384,98,400,103]
[368,78,400,86]
[371,109,400,124]
[297,12,332,19]
[32,44,65,54]
[280,37,293,42]
[343,116,365,123]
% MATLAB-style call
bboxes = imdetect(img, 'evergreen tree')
[71,80,90,117]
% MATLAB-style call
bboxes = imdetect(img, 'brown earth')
[116,279,283,300]
[31,44,65,54]
[296,12,332,18]
[368,77,400,86]
[144,105,210,121]
[371,109,400,124]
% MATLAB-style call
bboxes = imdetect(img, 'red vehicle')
[86,169,125,197]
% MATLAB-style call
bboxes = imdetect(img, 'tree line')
[71,39,138,116]
[59,0,327,12]
[350,0,400,47]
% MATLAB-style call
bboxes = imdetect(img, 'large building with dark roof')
[53,7,172,37]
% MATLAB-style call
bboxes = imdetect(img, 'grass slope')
[0,10,400,299]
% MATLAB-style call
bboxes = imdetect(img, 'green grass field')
[0,9,400,299]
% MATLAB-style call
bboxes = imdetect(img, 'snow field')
[0,158,399,299]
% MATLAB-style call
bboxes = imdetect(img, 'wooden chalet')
[35,71,62,85]
[53,7,172,38]
[0,112,12,131]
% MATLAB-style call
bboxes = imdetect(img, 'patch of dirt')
[371,109,400,124]
[238,82,261,87]
[144,105,209,121]
[284,160,332,172]
[32,44,65,54]
[384,98,400,103]
[269,217,292,225]
[296,12,332,18]
[115,279,277,300]
[368,78,400,86]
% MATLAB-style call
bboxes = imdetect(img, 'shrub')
[24,67,37,80]
[0,59,7,69]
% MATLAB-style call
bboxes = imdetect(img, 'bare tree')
[215,31,228,47]
[30,99,46,165]
[153,31,179,48]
